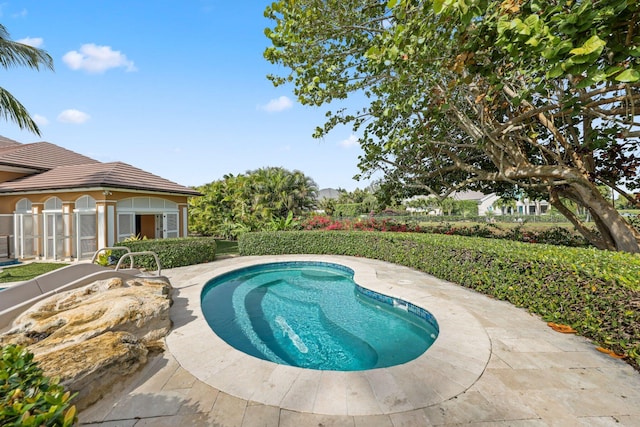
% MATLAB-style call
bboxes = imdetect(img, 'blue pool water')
[201,262,439,371]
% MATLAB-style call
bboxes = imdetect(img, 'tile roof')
[0,141,99,170]
[0,161,201,196]
[0,136,22,148]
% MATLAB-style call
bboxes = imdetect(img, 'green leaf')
[605,66,624,77]
[615,69,640,82]
[546,65,564,78]
[523,14,539,27]
[365,46,381,60]
[387,0,399,8]
[433,0,445,13]
[576,77,596,89]
[63,406,77,426]
[497,20,511,35]
[569,35,606,56]
[525,36,540,47]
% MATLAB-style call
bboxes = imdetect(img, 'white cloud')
[16,37,43,48]
[57,109,90,124]
[339,134,359,148]
[62,43,137,73]
[33,114,49,126]
[12,9,27,18]
[259,96,293,112]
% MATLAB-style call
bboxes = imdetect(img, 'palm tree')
[0,23,53,135]
[495,197,517,215]
[249,167,318,219]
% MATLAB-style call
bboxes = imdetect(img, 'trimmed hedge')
[114,237,217,270]
[239,231,640,370]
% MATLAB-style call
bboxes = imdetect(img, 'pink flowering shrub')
[298,216,589,247]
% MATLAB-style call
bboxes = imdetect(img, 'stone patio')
[79,255,640,426]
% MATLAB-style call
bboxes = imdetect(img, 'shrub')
[334,203,365,217]
[299,216,591,247]
[239,231,640,370]
[114,237,217,270]
[0,344,77,426]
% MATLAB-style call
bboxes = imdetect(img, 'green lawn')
[0,263,69,284]
[215,239,239,256]
[0,240,236,284]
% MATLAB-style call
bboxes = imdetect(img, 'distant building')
[403,190,549,217]
[451,191,500,216]
[515,197,549,215]
[317,188,341,200]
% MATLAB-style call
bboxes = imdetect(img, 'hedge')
[114,237,217,270]
[239,231,640,370]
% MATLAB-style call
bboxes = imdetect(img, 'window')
[75,195,96,210]
[15,198,32,213]
[44,197,63,211]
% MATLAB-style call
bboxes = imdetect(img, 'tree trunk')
[561,182,640,253]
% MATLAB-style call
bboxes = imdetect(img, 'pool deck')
[79,255,640,426]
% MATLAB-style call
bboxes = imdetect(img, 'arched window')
[15,198,32,213]
[75,195,96,210]
[44,197,63,211]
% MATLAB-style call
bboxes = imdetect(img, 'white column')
[182,206,188,237]
[107,205,115,246]
[97,205,106,249]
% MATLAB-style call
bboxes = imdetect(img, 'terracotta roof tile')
[0,141,98,170]
[0,136,22,148]
[0,161,201,196]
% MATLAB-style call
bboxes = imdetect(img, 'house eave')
[0,186,201,197]
[0,164,42,174]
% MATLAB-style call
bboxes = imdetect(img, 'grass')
[215,239,239,256]
[0,240,237,284]
[417,220,576,231]
[0,263,69,284]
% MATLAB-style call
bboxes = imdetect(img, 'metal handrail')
[115,251,162,276]
[91,246,132,265]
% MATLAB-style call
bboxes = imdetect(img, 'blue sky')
[1,1,373,191]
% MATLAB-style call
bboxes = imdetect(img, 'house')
[515,197,549,215]
[402,191,549,217]
[449,191,499,216]
[0,136,201,261]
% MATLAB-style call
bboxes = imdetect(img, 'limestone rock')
[0,275,173,409]
[36,331,148,410]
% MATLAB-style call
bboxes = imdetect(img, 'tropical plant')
[268,211,299,231]
[264,0,640,253]
[189,167,318,238]
[494,197,517,216]
[249,166,318,219]
[94,249,112,266]
[318,197,336,215]
[0,24,53,134]
[0,344,77,426]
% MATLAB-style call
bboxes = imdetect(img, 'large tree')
[0,23,53,135]
[264,0,640,253]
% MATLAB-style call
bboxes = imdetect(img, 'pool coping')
[166,255,491,416]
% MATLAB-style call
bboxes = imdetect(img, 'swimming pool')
[201,261,439,371]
